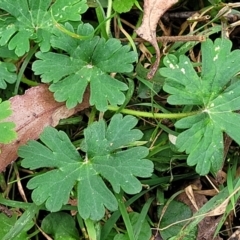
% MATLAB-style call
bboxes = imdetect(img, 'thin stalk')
[107,105,200,119]
[14,44,38,95]
[117,15,137,54]
[131,11,143,40]
[0,173,7,191]
[21,77,39,87]
[77,214,89,239]
[106,0,113,36]
[58,116,83,125]
[116,78,135,113]
[95,0,108,39]
[88,106,97,125]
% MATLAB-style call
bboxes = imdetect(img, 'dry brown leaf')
[185,185,199,211]
[228,229,240,240]
[136,0,178,79]
[0,84,90,172]
[194,189,218,197]
[177,179,222,240]
[205,186,240,217]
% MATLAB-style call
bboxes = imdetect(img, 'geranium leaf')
[0,0,88,56]
[161,54,203,105]
[176,115,223,175]
[19,114,153,220]
[33,22,137,111]
[77,164,117,220]
[160,38,240,175]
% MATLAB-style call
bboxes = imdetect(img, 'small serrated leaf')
[8,30,32,56]
[0,61,17,89]
[106,114,143,149]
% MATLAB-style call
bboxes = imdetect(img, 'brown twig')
[120,35,206,43]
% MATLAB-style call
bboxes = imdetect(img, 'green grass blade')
[134,197,154,239]
[84,218,97,240]
[101,189,153,240]
[2,203,40,240]
[116,191,135,240]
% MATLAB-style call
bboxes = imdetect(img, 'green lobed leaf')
[33,22,137,111]
[176,115,223,175]
[208,81,240,147]
[51,0,88,22]
[93,147,150,194]
[0,0,88,56]
[77,164,118,220]
[160,38,240,175]
[82,114,143,156]
[0,45,18,59]
[28,167,81,211]
[161,54,203,105]
[41,212,79,240]
[19,114,153,220]
[0,100,17,144]
[113,0,135,13]
[0,61,17,89]
[158,200,196,239]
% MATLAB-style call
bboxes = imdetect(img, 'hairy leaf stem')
[107,105,200,119]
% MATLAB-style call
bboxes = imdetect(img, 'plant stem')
[95,0,108,39]
[106,0,113,36]
[131,11,143,40]
[107,105,200,119]
[117,15,137,54]
[14,44,38,95]
[21,77,39,86]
